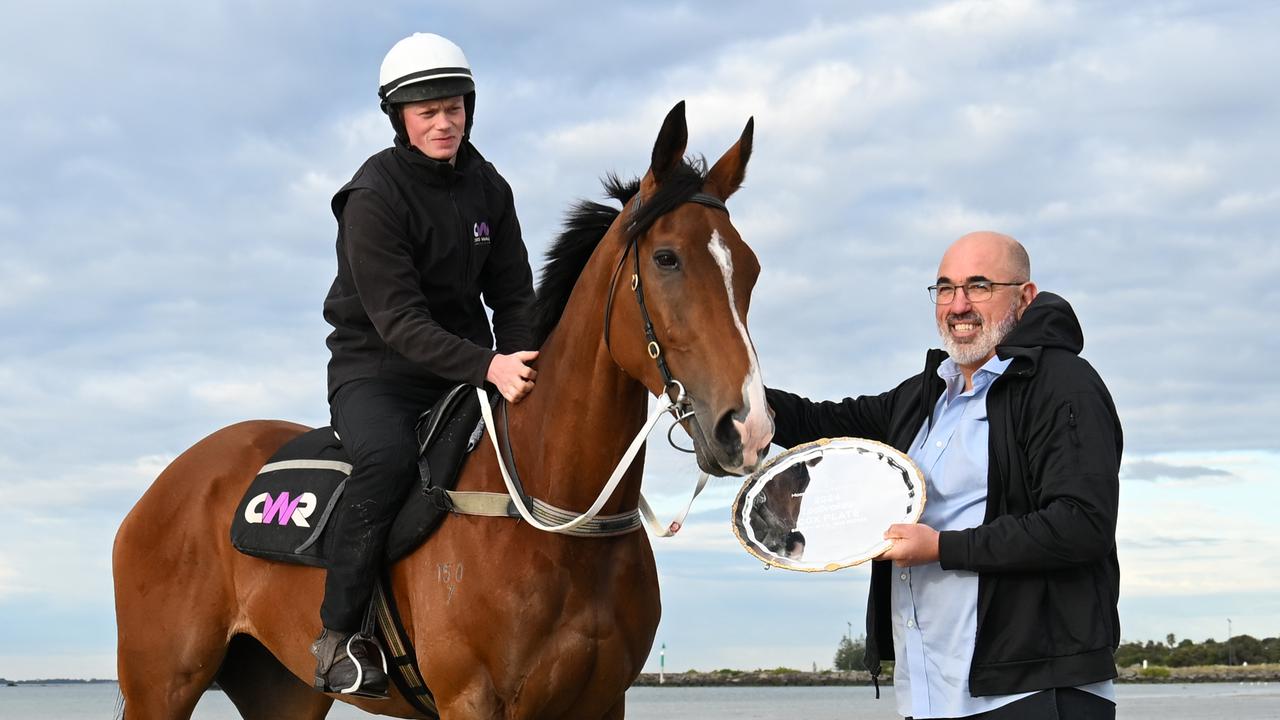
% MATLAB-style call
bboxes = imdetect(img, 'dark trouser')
[321,378,442,631]
[907,687,1116,720]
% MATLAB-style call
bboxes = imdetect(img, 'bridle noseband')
[601,191,730,444]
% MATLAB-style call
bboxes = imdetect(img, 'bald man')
[768,232,1122,719]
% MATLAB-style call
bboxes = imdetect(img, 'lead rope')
[474,387,709,536]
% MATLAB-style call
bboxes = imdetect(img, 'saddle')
[229,383,482,567]
[229,384,482,716]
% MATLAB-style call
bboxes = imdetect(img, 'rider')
[312,32,538,697]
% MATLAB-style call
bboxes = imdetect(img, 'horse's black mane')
[531,158,709,346]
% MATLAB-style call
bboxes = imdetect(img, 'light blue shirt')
[891,355,1113,718]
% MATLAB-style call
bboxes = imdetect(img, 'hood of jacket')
[995,291,1084,371]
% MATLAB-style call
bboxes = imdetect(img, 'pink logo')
[244,491,318,527]
[261,493,303,525]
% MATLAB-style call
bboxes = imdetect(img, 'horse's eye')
[653,249,680,270]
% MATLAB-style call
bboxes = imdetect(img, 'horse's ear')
[705,117,754,201]
[648,101,689,185]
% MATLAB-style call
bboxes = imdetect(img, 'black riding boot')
[310,628,389,699]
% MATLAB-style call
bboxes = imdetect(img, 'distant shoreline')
[5,664,1277,688]
[632,664,1280,687]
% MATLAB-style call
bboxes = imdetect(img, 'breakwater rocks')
[634,664,1280,687]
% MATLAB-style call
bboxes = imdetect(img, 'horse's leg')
[216,635,334,720]
[115,609,228,720]
[115,515,234,720]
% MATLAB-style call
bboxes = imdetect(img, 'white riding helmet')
[378,33,477,138]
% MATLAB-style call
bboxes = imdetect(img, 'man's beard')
[938,306,1019,366]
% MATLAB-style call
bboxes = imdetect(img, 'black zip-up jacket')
[766,292,1122,697]
[323,138,535,398]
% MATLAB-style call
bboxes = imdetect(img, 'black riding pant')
[321,378,443,631]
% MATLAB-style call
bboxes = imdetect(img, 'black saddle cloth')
[230,384,483,566]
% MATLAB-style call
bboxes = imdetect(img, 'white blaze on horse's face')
[707,229,774,471]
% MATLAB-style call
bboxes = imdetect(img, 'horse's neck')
[504,311,651,515]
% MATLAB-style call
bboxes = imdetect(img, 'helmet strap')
[387,104,409,143]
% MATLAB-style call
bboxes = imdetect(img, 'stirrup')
[311,629,389,699]
[339,633,389,698]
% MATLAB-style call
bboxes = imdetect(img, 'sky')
[1,0,1278,682]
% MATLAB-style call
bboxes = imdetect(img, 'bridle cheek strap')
[601,191,729,393]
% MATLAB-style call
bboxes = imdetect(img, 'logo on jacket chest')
[472,221,491,247]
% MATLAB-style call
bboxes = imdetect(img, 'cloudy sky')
[2,0,1278,683]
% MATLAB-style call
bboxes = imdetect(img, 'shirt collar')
[938,354,1014,398]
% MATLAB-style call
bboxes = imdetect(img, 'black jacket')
[323,138,535,397]
[766,292,1122,696]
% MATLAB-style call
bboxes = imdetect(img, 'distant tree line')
[836,632,1280,671]
[1113,634,1279,667]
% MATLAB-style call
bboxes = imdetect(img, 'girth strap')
[372,579,440,718]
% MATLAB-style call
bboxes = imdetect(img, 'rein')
[442,386,707,537]
[444,190,728,537]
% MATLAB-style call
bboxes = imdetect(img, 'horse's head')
[605,102,774,476]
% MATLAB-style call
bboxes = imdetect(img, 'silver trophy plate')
[732,437,926,572]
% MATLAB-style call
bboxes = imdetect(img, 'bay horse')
[112,101,773,719]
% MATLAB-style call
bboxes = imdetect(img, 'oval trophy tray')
[731,437,925,572]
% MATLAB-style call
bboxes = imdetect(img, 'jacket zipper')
[1066,400,1081,448]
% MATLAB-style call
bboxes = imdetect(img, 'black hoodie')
[767,292,1122,697]
[322,138,535,397]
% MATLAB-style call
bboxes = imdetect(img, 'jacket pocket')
[1057,399,1082,476]
[1064,400,1081,448]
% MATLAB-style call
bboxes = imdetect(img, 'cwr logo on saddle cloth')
[230,384,482,567]
[244,489,321,527]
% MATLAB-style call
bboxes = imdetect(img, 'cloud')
[0,556,16,599]
[1117,451,1280,598]
[1122,460,1236,483]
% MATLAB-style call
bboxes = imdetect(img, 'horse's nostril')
[714,410,743,451]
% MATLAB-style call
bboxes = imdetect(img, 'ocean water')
[1,681,1277,719]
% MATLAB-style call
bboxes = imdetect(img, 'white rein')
[471,386,708,537]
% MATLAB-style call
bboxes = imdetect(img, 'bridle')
[602,190,731,449]
[444,189,732,537]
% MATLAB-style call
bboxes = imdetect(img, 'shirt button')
[935,440,943,448]
[907,619,916,629]
[900,573,908,581]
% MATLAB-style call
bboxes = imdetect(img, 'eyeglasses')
[927,280,1025,304]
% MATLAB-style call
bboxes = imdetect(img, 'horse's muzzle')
[691,403,773,476]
